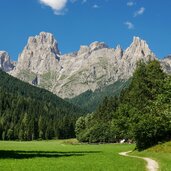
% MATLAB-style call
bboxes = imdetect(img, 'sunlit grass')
[0,140,145,171]
[132,141,171,171]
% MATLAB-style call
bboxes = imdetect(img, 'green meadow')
[0,140,145,171]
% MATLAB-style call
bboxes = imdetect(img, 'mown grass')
[0,140,145,171]
[131,141,171,171]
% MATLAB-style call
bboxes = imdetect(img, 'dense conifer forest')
[0,70,86,140]
[75,60,171,150]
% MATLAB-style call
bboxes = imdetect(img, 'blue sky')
[0,0,171,61]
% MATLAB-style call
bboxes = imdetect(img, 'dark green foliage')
[75,97,119,143]
[68,80,130,112]
[134,112,171,150]
[0,70,86,140]
[76,60,171,150]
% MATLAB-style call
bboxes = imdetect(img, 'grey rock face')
[160,55,171,74]
[0,51,14,72]
[13,32,61,76]
[119,37,156,79]
[11,33,157,98]
[89,41,108,51]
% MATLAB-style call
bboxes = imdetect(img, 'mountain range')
[1,32,171,101]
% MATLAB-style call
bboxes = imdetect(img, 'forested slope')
[0,70,86,140]
[68,80,130,112]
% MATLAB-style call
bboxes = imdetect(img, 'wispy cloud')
[92,4,99,9]
[134,7,145,17]
[39,0,68,15]
[127,1,134,7]
[124,21,134,29]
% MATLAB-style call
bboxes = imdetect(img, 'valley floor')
[0,140,145,171]
[0,140,170,171]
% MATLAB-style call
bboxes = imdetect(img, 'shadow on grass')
[0,150,101,159]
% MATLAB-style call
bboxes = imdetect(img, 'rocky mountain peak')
[129,37,146,50]
[77,45,90,55]
[132,36,149,49]
[115,45,123,59]
[13,32,61,75]
[77,42,108,56]
[116,44,122,50]
[89,41,108,51]
[27,32,60,55]
[0,51,14,72]
[123,36,156,61]
[163,55,171,59]
[160,55,171,74]
[133,36,142,43]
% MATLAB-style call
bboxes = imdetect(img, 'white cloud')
[134,7,145,17]
[92,4,99,8]
[124,21,134,29]
[39,0,68,15]
[127,1,134,7]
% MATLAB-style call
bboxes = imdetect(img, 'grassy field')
[0,139,146,171]
[132,141,171,171]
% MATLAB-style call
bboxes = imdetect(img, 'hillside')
[147,141,171,153]
[0,70,86,140]
[132,141,171,170]
[67,80,130,112]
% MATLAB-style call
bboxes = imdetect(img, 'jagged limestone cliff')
[10,32,157,98]
[0,51,14,72]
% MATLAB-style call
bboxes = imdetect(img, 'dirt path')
[119,151,159,171]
